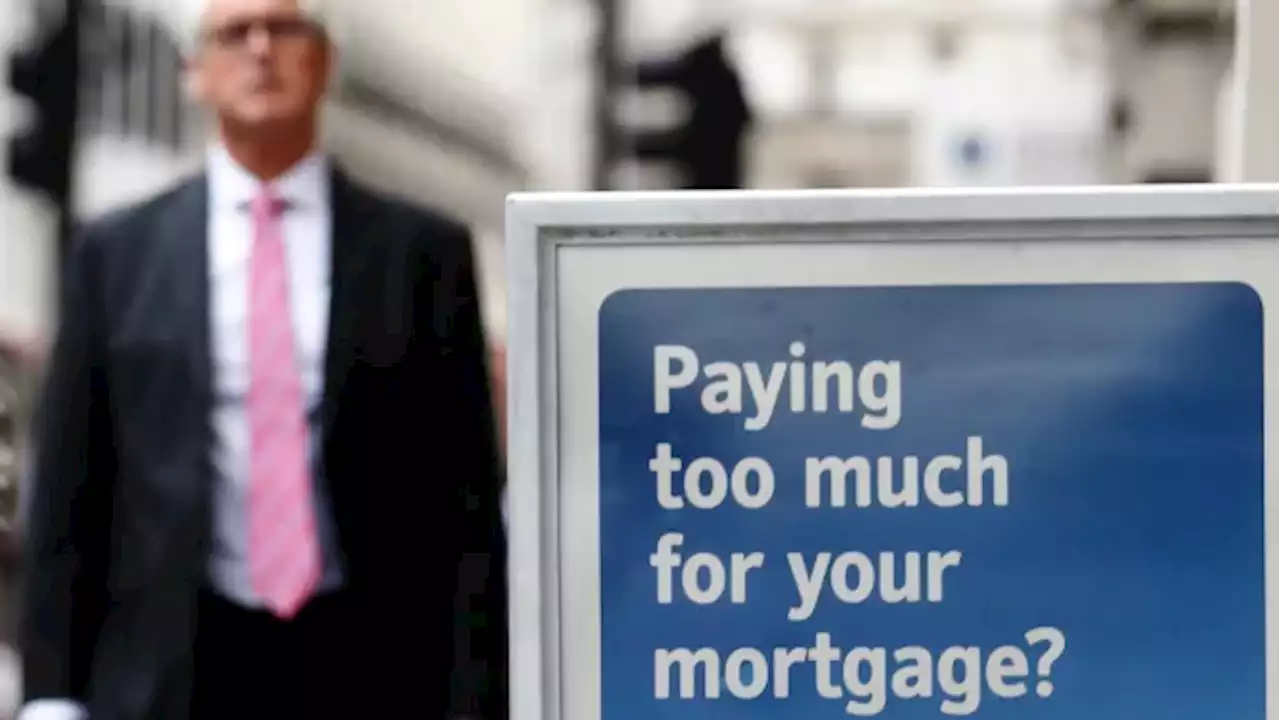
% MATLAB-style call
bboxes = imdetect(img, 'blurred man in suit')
[18,0,507,718]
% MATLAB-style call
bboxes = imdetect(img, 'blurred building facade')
[1104,0,1235,183]
[739,0,1113,188]
[539,0,1119,189]
[540,0,1273,191]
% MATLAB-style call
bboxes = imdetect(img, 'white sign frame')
[504,184,1280,720]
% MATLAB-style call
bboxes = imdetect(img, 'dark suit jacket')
[20,168,508,720]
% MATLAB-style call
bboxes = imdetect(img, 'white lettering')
[652,635,1046,716]
[804,437,1008,509]
[651,534,763,605]
[785,551,963,620]
[651,444,775,510]
[651,343,902,431]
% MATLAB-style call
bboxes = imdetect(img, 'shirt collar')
[207,144,329,211]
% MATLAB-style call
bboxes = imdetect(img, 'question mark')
[1024,627,1066,698]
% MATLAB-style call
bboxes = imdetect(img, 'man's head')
[178,0,334,132]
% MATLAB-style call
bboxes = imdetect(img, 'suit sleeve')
[438,230,508,720]
[21,229,116,702]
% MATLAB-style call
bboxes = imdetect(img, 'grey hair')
[158,0,337,55]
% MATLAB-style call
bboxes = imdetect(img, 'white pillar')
[1235,0,1278,181]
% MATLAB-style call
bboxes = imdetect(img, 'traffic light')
[627,34,753,189]
[7,0,82,205]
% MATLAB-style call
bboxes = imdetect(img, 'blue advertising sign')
[597,282,1266,720]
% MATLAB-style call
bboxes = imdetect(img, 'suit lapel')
[163,176,213,415]
[321,166,378,433]
[156,175,215,496]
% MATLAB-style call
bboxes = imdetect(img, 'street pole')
[592,0,621,190]
[59,0,83,271]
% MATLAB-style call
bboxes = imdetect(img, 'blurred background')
[0,0,1275,713]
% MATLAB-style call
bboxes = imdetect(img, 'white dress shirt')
[19,148,343,720]
[206,146,345,606]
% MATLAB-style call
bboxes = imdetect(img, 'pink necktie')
[246,187,321,619]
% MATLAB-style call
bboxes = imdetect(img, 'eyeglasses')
[202,17,322,49]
